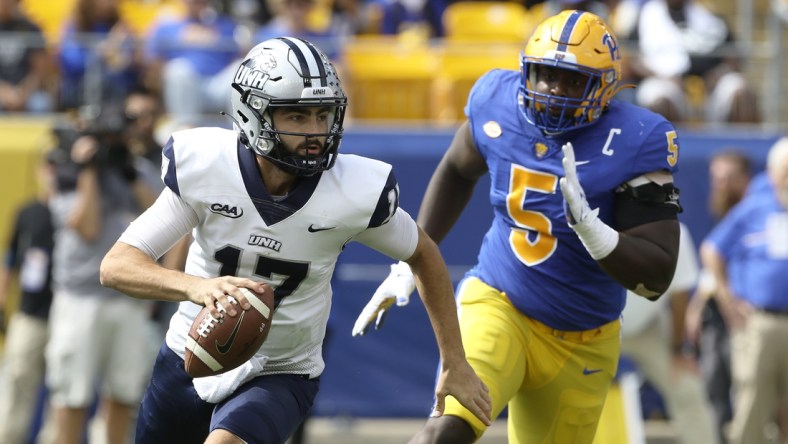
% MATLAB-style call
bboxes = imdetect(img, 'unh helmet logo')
[234,52,277,89]
[245,50,277,72]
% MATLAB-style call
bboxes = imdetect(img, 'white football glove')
[352,261,415,336]
[560,142,619,260]
[560,141,595,225]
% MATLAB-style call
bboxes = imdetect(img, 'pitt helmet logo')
[535,143,548,158]
[602,33,620,61]
[210,203,243,219]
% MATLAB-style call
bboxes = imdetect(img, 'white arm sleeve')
[118,187,199,260]
[352,207,419,261]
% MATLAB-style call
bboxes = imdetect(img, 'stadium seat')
[120,0,180,37]
[442,1,536,43]
[307,0,333,32]
[20,0,75,43]
[682,74,709,123]
[342,36,437,122]
[431,41,521,123]
[20,0,178,42]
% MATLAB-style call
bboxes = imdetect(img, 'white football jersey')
[122,127,418,379]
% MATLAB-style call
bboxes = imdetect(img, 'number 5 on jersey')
[507,165,558,266]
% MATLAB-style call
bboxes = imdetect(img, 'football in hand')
[184,285,274,378]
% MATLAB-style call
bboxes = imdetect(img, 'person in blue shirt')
[700,137,788,444]
[685,149,752,443]
[144,0,240,125]
[57,0,140,111]
[377,0,448,38]
[253,0,341,61]
[0,0,52,113]
[353,10,682,443]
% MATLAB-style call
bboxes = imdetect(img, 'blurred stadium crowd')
[0,0,783,127]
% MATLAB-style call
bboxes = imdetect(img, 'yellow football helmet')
[520,10,622,133]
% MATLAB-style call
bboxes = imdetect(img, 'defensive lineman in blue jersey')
[466,69,678,331]
[100,37,491,444]
[354,10,682,444]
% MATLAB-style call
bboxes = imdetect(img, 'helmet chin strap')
[268,149,320,177]
[258,132,327,177]
[221,110,277,155]
[219,110,241,127]
[220,111,251,146]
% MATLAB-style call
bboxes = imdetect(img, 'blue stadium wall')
[315,126,781,418]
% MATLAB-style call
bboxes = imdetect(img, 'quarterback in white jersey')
[100,37,491,444]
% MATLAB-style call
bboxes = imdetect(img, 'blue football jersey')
[465,69,680,331]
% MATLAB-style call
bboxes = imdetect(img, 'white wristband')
[571,213,620,260]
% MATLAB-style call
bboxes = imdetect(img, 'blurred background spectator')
[685,149,753,443]
[774,0,788,24]
[143,0,240,126]
[706,151,754,222]
[254,0,342,60]
[57,0,141,113]
[0,148,56,444]
[0,0,52,113]
[375,0,448,39]
[44,104,161,444]
[529,0,611,23]
[626,0,761,124]
[123,86,164,168]
[329,0,384,38]
[225,0,273,32]
[700,137,788,444]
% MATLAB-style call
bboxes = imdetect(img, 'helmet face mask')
[520,10,621,134]
[230,37,347,176]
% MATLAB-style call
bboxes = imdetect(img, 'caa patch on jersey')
[184,286,275,378]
